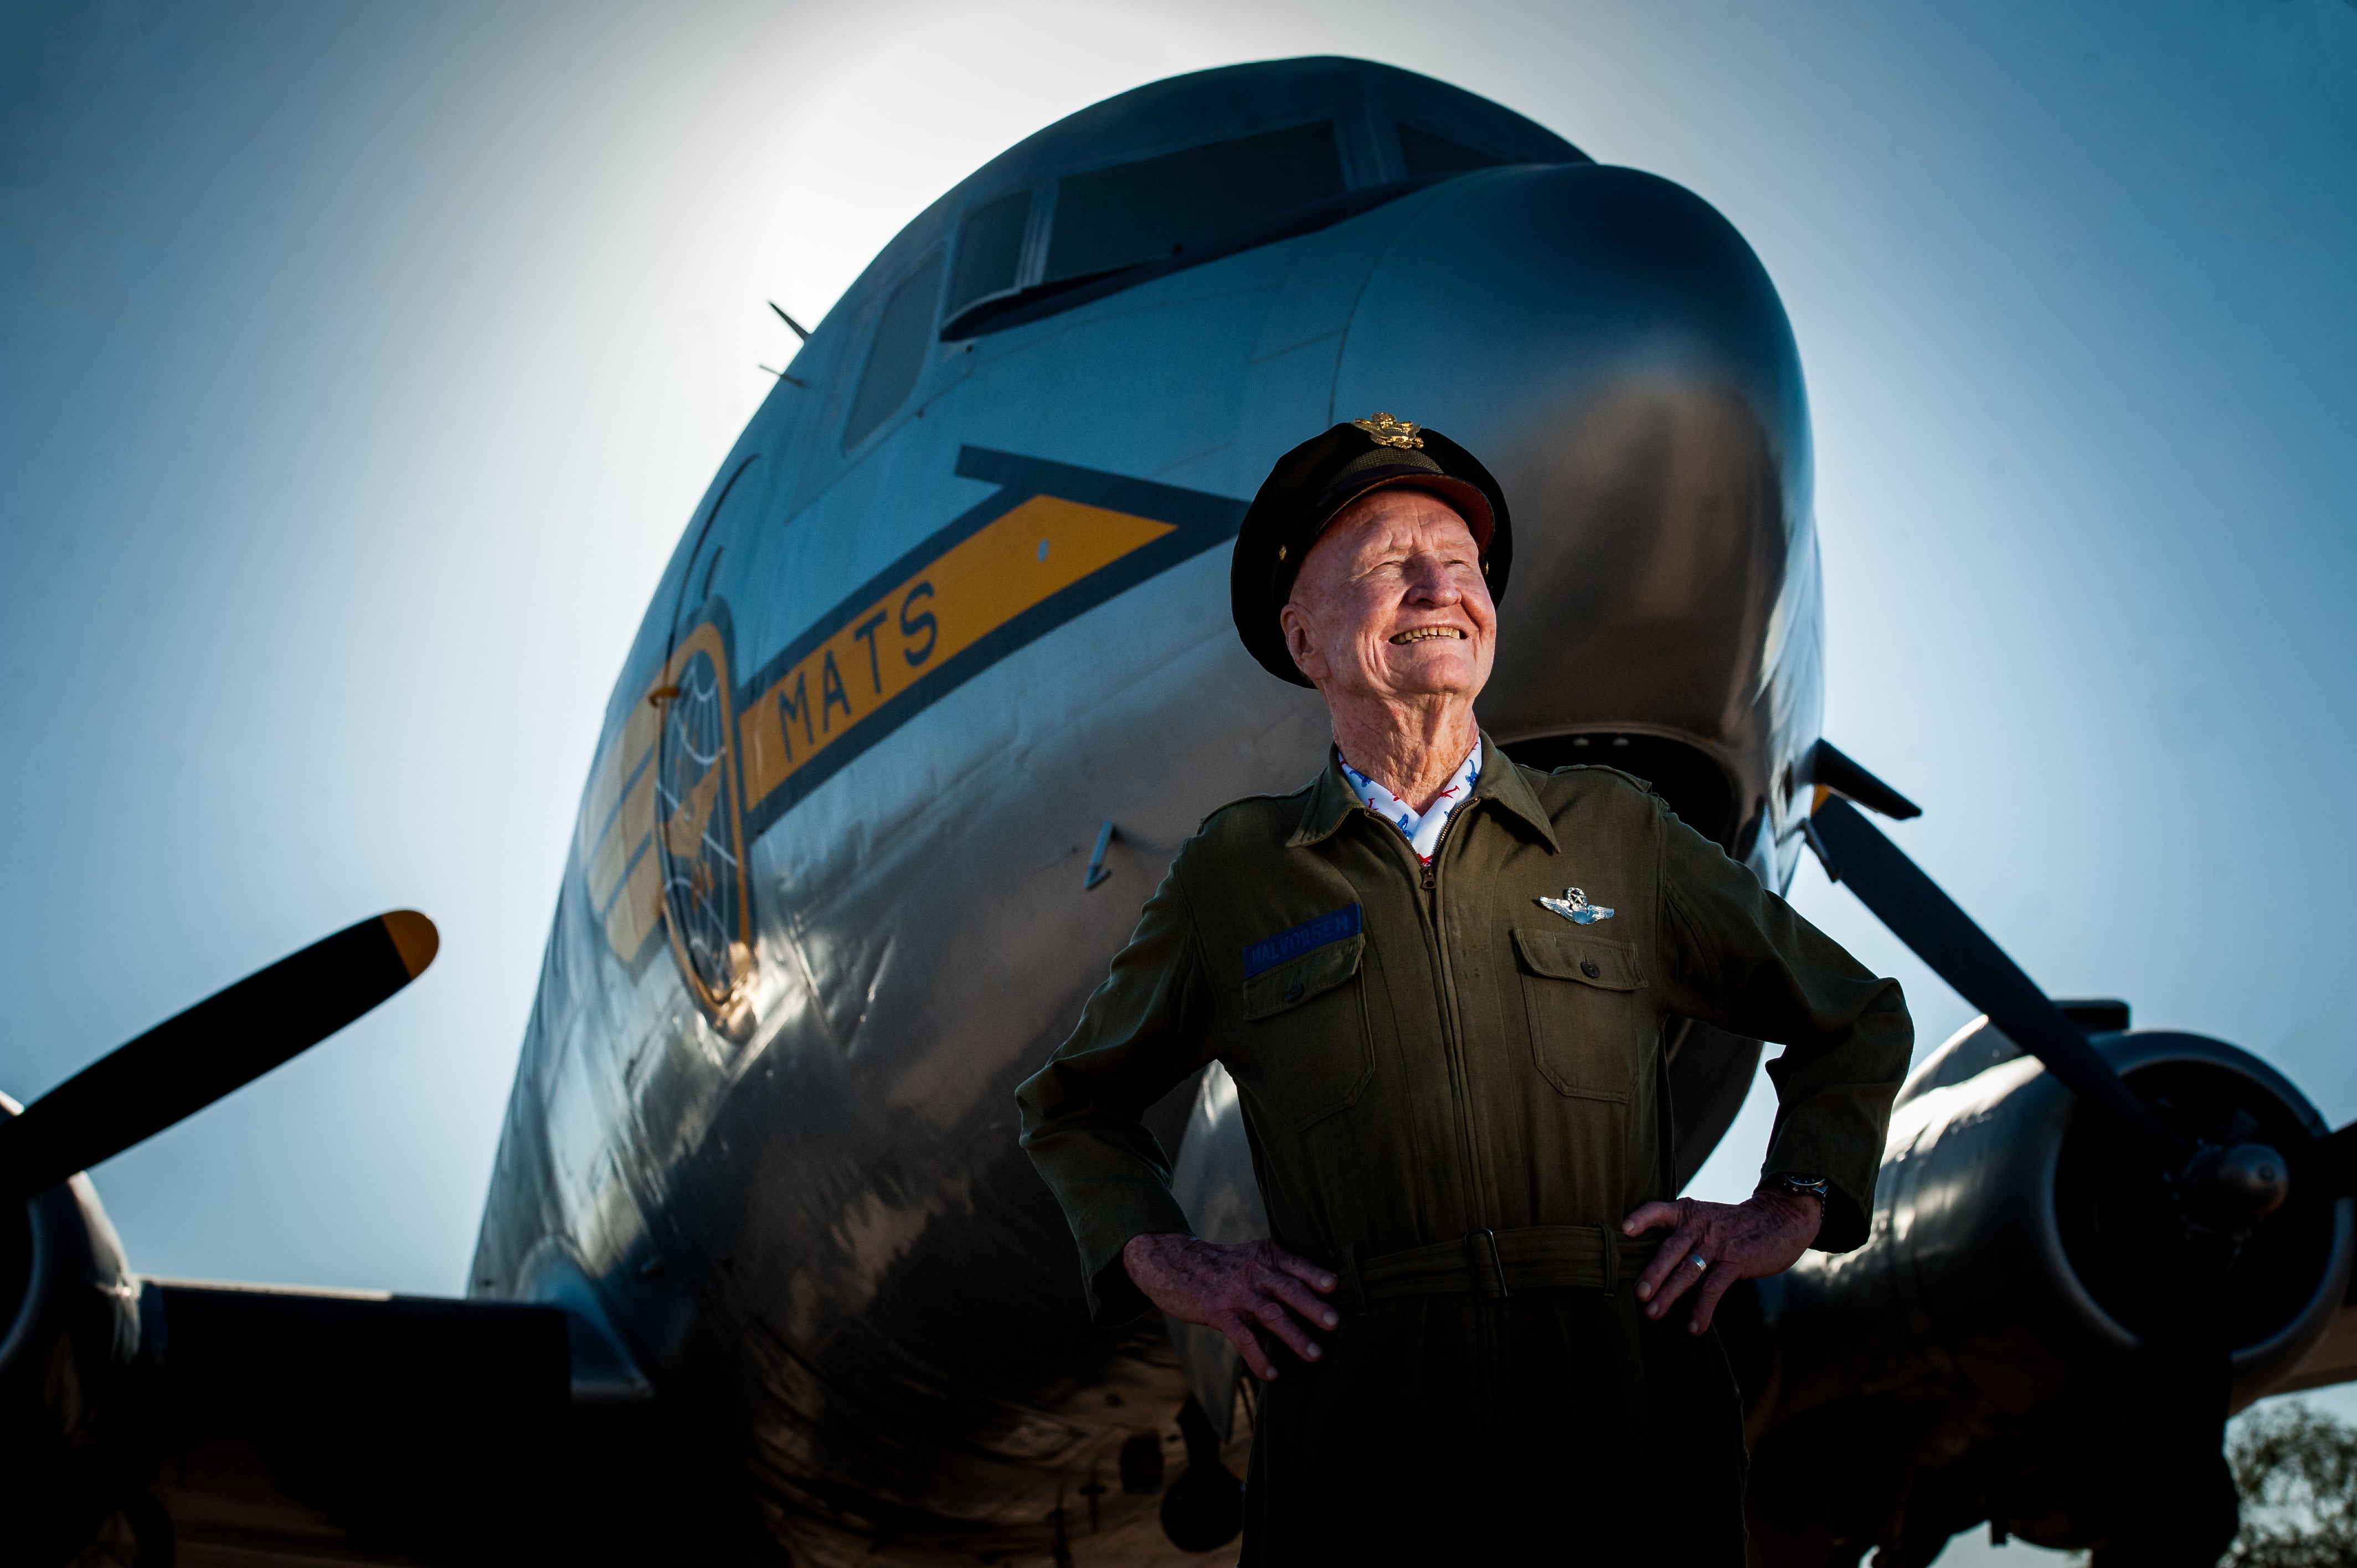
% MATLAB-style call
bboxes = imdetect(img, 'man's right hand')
[1122,1233,1340,1381]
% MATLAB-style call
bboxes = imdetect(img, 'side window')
[1044,122,1344,283]
[843,250,943,450]
[1398,124,1505,179]
[946,190,1032,319]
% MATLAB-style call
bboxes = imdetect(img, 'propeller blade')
[0,911,437,1198]
[1806,796,2190,1167]
[1802,739,1922,821]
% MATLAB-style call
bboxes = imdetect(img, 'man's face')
[1279,488,1496,707]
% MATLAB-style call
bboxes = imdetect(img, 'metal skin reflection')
[465,59,1820,1562]
[442,56,2352,1568]
[8,54,2344,1568]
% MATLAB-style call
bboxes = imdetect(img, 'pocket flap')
[1243,933,1366,1020]
[1512,927,1643,991]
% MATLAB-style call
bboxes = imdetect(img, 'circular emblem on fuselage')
[652,619,756,1034]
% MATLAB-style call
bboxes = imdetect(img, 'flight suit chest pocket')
[1239,933,1372,1131]
[1512,926,1648,1102]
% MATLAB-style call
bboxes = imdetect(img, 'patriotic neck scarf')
[1339,739,1483,865]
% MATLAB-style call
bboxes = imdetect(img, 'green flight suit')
[1016,741,1911,1564]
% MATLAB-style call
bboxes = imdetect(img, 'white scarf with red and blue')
[1339,740,1483,865]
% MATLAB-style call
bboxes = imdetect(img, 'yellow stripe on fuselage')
[735,495,1174,811]
[580,698,659,873]
[603,838,663,962]
[587,763,656,911]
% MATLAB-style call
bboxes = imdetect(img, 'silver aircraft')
[5,56,2353,1568]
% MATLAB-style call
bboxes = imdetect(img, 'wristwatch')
[1761,1172,1830,1204]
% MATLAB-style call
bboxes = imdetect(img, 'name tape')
[1242,904,1363,979]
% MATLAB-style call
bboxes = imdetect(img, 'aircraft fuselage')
[466,59,1821,1558]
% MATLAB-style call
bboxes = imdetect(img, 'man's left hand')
[1622,1190,1823,1334]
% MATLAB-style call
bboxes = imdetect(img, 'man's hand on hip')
[1123,1233,1340,1381]
[1620,1190,1822,1334]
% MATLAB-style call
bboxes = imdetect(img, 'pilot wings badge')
[1537,887,1614,925]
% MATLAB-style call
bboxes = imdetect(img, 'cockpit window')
[1043,121,1345,284]
[1398,124,1506,179]
[948,190,1032,317]
[843,250,943,450]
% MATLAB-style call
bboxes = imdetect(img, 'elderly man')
[1016,416,1911,1564]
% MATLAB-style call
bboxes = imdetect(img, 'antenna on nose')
[763,302,812,385]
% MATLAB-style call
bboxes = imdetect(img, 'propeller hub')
[2180,1139,2291,1235]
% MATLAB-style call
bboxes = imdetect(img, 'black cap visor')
[1288,468,1496,568]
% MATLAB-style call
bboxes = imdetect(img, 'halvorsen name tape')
[1242,904,1363,979]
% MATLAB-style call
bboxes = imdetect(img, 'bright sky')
[4,7,2355,1543]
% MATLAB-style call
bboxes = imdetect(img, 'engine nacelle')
[0,1096,148,1564]
[1764,1024,2353,1427]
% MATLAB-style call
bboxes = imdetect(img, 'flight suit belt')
[1337,1225,1661,1311]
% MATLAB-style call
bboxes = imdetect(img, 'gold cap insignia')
[1352,411,1424,450]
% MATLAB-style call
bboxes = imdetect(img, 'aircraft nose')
[1332,163,1818,776]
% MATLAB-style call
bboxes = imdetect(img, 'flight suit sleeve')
[1016,858,1218,1324]
[1653,804,1912,1252]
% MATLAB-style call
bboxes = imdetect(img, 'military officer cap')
[1229,412,1514,687]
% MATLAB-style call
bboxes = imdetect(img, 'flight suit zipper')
[1417,806,1491,1225]
[1411,802,1510,1440]
[1367,803,1489,1230]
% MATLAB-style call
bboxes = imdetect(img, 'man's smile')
[1388,626,1466,644]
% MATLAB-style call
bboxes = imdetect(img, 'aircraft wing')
[2269,1296,2357,1396]
[135,1278,779,1566]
